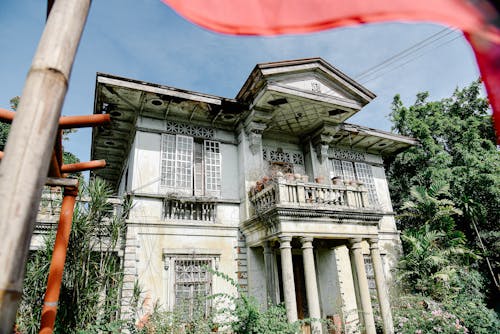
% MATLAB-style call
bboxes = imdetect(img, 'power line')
[355,28,459,81]
[359,33,463,84]
[355,27,448,78]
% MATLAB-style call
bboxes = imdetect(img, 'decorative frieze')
[328,147,366,161]
[262,148,304,165]
[164,120,215,139]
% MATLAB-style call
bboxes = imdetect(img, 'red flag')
[162,0,500,141]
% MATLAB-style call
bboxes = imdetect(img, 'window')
[163,254,219,319]
[329,159,378,205]
[175,258,212,319]
[160,134,221,196]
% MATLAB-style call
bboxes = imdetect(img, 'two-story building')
[90,58,416,333]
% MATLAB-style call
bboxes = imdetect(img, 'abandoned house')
[42,58,417,333]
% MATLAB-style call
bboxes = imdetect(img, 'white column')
[301,237,322,334]
[280,236,298,322]
[349,239,376,334]
[369,239,394,334]
[263,241,278,304]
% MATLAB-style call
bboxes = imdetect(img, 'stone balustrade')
[163,197,216,222]
[36,188,122,234]
[249,177,371,215]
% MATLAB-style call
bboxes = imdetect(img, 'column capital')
[263,241,272,254]
[300,237,314,249]
[368,238,380,249]
[348,238,363,249]
[279,236,292,248]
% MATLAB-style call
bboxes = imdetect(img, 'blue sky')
[0,1,482,162]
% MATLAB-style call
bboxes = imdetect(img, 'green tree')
[387,80,500,292]
[394,184,500,333]
[399,180,461,232]
[0,97,18,151]
[17,179,131,333]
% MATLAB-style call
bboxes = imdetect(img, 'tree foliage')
[387,80,500,291]
[395,185,499,333]
[0,97,18,151]
[388,81,500,332]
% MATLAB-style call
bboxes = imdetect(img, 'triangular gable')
[270,73,356,101]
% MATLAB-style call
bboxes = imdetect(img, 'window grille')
[161,134,176,189]
[174,258,212,319]
[354,162,379,205]
[160,134,193,194]
[330,159,343,178]
[160,134,221,198]
[175,135,194,190]
[329,159,379,205]
[341,160,356,181]
[204,141,221,196]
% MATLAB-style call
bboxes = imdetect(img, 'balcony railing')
[36,188,122,234]
[164,197,216,222]
[249,177,372,215]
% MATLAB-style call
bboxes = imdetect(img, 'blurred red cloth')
[162,0,500,140]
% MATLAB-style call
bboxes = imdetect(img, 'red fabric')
[466,32,500,142]
[162,0,500,141]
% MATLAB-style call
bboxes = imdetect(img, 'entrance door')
[292,254,308,319]
[276,254,309,318]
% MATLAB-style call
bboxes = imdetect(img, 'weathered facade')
[89,58,416,333]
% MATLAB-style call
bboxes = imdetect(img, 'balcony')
[36,187,122,235]
[249,177,372,216]
[163,197,217,222]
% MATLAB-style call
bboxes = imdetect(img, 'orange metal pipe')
[58,114,110,129]
[60,159,106,173]
[55,130,63,167]
[0,108,14,123]
[48,151,62,178]
[40,185,79,334]
[0,108,110,129]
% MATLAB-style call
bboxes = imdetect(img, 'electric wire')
[359,33,463,84]
[354,27,451,79]
[355,28,460,82]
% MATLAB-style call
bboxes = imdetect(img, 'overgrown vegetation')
[17,179,131,333]
[133,270,302,334]
[386,81,500,333]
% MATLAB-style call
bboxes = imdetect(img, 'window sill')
[129,191,240,204]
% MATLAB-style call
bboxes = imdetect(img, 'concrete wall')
[133,225,239,310]
[247,246,267,307]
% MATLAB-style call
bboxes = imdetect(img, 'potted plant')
[332,176,343,185]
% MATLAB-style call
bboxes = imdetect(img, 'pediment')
[237,58,375,106]
[270,73,356,101]
[236,58,376,133]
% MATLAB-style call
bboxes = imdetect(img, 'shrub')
[391,295,468,334]
[136,269,301,334]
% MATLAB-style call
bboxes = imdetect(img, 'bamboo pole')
[39,185,78,334]
[0,1,91,332]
